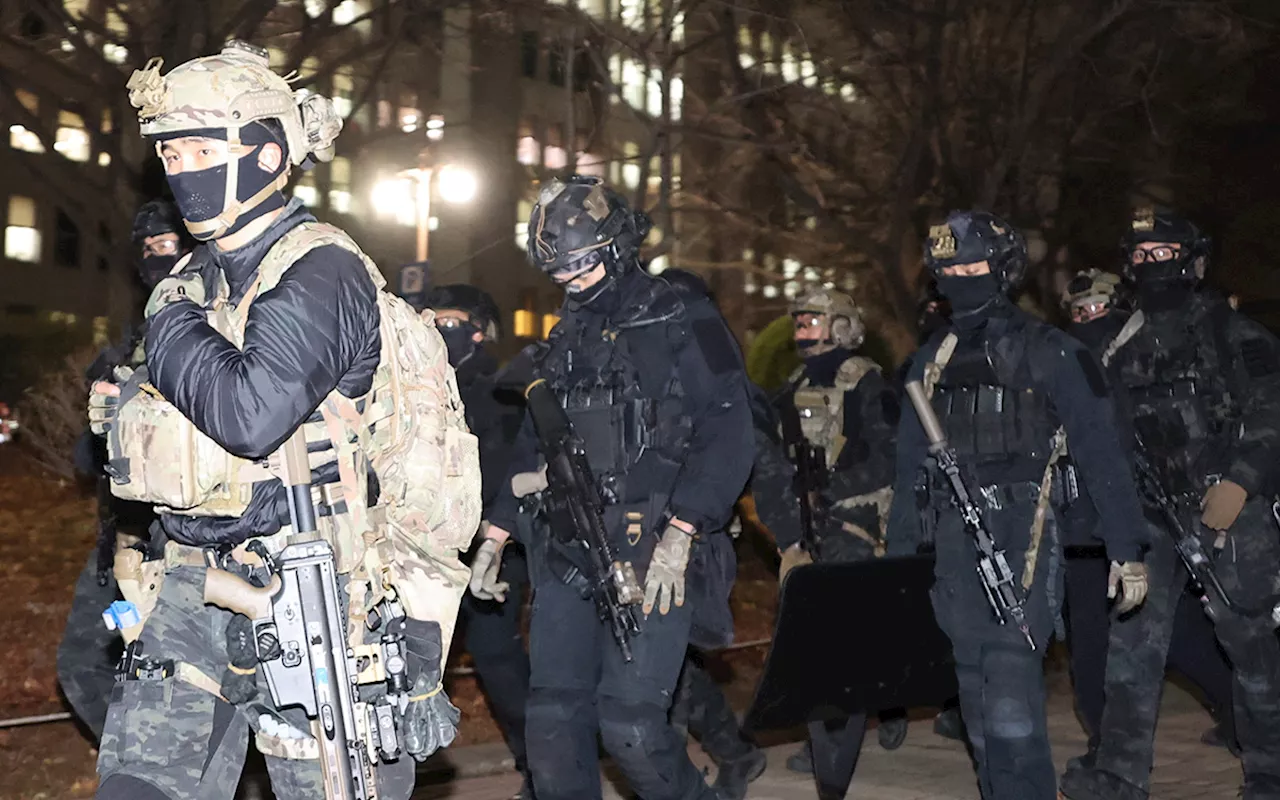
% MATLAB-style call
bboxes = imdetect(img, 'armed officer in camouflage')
[887,210,1150,800]
[1061,210,1280,800]
[751,288,908,780]
[84,42,477,800]
[58,200,194,740]
[1058,269,1235,768]
[475,176,753,800]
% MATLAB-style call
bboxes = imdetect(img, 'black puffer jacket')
[145,200,382,546]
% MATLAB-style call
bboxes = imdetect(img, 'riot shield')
[743,554,957,734]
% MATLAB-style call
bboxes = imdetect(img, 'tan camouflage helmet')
[1061,268,1121,314]
[126,41,342,238]
[791,287,866,349]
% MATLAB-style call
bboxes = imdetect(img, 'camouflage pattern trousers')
[94,563,413,800]
[1092,498,1280,792]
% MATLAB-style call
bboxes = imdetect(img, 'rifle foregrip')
[905,381,947,447]
[203,569,281,620]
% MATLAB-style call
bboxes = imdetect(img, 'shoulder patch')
[1075,349,1108,398]
[1241,338,1280,379]
[691,317,740,374]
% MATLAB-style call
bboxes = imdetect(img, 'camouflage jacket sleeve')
[885,346,933,557]
[1222,309,1280,497]
[1033,327,1148,564]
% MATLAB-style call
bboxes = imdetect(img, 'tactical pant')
[1064,549,1232,748]
[58,550,123,740]
[1092,499,1280,793]
[930,486,1062,800]
[671,652,755,765]
[459,542,531,775]
[94,564,414,800]
[524,564,717,800]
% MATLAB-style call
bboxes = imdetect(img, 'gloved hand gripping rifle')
[1131,433,1280,625]
[524,379,643,662]
[778,398,828,554]
[204,430,410,800]
[905,381,1036,650]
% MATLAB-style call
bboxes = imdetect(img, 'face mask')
[439,323,480,367]
[567,273,622,315]
[936,274,1001,322]
[1137,280,1194,313]
[139,253,180,289]
[166,144,286,242]
[1070,319,1113,351]
[802,347,851,385]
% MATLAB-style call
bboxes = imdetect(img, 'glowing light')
[437,165,477,204]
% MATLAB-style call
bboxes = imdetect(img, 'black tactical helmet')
[526,176,650,280]
[1119,207,1210,285]
[923,210,1028,294]
[131,199,189,246]
[425,284,501,341]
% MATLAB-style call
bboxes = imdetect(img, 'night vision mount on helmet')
[526,176,651,279]
[790,288,866,350]
[924,210,1029,294]
[1119,207,1211,285]
[1061,269,1122,314]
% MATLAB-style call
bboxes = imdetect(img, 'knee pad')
[598,698,674,759]
[982,648,1043,742]
[97,774,174,800]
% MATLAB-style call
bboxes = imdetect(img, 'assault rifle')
[1130,433,1280,625]
[205,430,409,800]
[778,399,827,553]
[524,379,643,662]
[905,381,1036,650]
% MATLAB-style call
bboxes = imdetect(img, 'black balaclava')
[440,322,482,367]
[803,346,853,387]
[140,252,181,288]
[164,122,288,242]
[1069,311,1124,351]
[936,274,1006,329]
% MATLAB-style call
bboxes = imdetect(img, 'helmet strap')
[182,125,292,240]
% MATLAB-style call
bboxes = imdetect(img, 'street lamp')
[370,161,477,263]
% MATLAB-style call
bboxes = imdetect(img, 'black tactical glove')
[390,617,460,761]
[221,613,260,704]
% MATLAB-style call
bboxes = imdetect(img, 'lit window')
[619,0,644,31]
[740,51,756,70]
[801,58,818,88]
[842,274,857,291]
[761,33,777,74]
[426,114,444,141]
[646,223,662,245]
[576,154,606,178]
[513,309,535,337]
[823,281,836,290]
[515,221,528,251]
[671,11,685,42]
[782,257,800,278]
[608,54,622,104]
[744,278,758,295]
[329,157,352,212]
[583,0,607,19]
[300,58,321,81]
[762,284,779,299]
[428,216,439,231]
[103,43,128,64]
[5,196,41,263]
[377,100,392,128]
[304,0,328,18]
[541,313,559,338]
[805,216,817,231]
[400,108,420,133]
[622,60,645,108]
[60,40,74,53]
[841,84,858,103]
[742,248,755,262]
[803,266,821,281]
[106,9,126,36]
[649,255,669,274]
[784,281,800,298]
[9,125,45,154]
[782,47,799,83]
[333,0,365,26]
[670,76,683,122]
[55,111,90,162]
[333,70,354,118]
[517,136,540,166]
[294,174,319,207]
[646,69,663,117]
[544,146,567,170]
[97,152,111,167]
[622,142,640,189]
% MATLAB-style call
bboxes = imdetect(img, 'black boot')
[1059,765,1149,800]
[713,749,768,800]
[878,716,908,750]
[932,707,965,741]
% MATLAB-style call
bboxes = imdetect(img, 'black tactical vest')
[931,321,1060,480]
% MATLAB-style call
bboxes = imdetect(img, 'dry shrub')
[19,346,98,481]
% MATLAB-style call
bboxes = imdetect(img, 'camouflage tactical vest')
[108,221,481,655]
[789,355,880,469]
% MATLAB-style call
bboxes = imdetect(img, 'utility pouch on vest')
[106,369,260,515]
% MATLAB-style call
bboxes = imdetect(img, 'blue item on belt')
[102,599,141,631]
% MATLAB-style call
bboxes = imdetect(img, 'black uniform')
[1061,309,1232,760]
[487,269,753,800]
[888,216,1148,800]
[1064,289,1280,800]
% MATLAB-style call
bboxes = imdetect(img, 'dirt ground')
[0,448,780,800]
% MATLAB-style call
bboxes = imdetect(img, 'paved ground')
[403,678,1242,800]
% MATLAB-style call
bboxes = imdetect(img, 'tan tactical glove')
[87,366,131,436]
[1108,561,1149,615]
[469,535,509,603]
[779,544,814,586]
[643,522,693,615]
[1201,480,1248,531]
[144,272,205,318]
[511,465,549,498]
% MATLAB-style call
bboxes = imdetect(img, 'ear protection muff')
[830,315,854,347]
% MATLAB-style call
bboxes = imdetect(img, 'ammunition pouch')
[933,383,1057,463]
